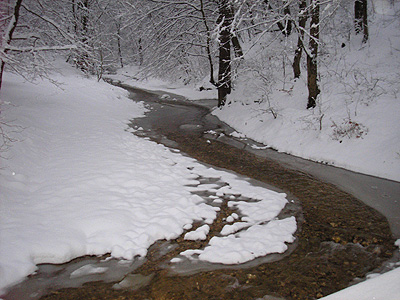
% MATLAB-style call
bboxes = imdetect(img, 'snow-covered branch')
[20,3,76,45]
[4,44,77,52]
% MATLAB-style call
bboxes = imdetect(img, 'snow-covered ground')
[1,4,399,298]
[0,65,297,294]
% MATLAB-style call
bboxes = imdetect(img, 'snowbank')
[110,65,216,101]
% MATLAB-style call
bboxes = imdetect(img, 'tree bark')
[355,0,368,43]
[231,35,243,58]
[75,0,90,72]
[217,0,233,107]
[307,0,320,109]
[0,0,23,91]
[200,0,216,86]
[292,0,307,79]
[137,38,143,65]
[116,22,123,68]
[72,0,77,34]
[276,5,292,36]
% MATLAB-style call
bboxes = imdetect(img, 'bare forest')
[1,0,372,107]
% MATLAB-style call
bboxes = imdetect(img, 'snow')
[111,65,216,101]
[179,188,295,264]
[70,265,108,279]
[184,224,210,241]
[226,212,238,223]
[320,265,400,300]
[0,63,294,294]
[373,0,394,14]
[180,217,296,265]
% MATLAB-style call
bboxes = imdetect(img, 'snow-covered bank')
[109,66,216,101]
[0,65,296,293]
[212,81,400,182]
[212,10,400,182]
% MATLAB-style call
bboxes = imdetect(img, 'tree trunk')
[307,0,320,109]
[0,0,23,91]
[75,0,90,72]
[138,38,143,65]
[355,0,368,43]
[217,0,233,107]
[200,0,216,86]
[0,61,5,92]
[231,35,243,58]
[292,0,307,79]
[72,0,77,34]
[276,5,292,36]
[116,22,123,68]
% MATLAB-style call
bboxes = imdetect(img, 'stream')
[3,81,399,300]
[119,82,400,240]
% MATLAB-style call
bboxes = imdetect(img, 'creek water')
[3,81,399,300]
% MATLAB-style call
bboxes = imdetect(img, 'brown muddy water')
[2,82,399,300]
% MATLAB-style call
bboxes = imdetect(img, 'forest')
[1,0,371,105]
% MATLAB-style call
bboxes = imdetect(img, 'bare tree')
[306,0,320,109]
[0,0,79,90]
[199,0,216,85]
[354,0,368,43]
[292,0,307,79]
[68,0,123,78]
[217,0,233,107]
[0,0,23,91]
[121,0,220,84]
